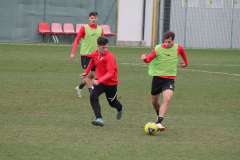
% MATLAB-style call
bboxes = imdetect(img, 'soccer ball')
[144,122,159,136]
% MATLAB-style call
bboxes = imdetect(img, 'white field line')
[120,62,240,77]
[186,69,240,77]
[120,62,147,67]
[192,64,240,67]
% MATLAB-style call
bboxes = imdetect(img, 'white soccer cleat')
[156,123,166,132]
[75,86,82,98]
[92,118,104,127]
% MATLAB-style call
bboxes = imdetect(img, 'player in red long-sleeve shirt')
[81,36,123,126]
[69,11,103,98]
[141,31,188,131]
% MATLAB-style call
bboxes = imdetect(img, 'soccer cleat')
[75,86,82,98]
[91,118,104,127]
[156,123,166,132]
[116,108,123,120]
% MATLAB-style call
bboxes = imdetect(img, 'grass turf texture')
[0,44,240,160]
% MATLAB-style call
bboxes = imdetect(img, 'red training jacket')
[84,50,118,86]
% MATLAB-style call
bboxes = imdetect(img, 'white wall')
[144,0,153,46]
[117,0,144,42]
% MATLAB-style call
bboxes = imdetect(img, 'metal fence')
[159,0,240,48]
[0,0,117,43]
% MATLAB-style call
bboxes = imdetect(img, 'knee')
[163,95,172,105]
[108,100,116,107]
[163,98,171,106]
[151,96,159,106]
[108,98,120,107]
[151,100,158,106]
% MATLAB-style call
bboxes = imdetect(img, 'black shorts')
[92,84,118,101]
[151,76,175,95]
[80,55,95,71]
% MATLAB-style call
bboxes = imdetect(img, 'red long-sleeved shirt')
[144,43,188,79]
[84,50,118,86]
[70,24,104,56]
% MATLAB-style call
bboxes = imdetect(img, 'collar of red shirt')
[88,23,97,29]
[162,43,175,48]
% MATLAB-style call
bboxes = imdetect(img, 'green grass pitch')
[0,44,240,160]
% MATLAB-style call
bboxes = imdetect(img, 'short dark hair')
[89,11,98,17]
[97,36,109,46]
[163,31,175,41]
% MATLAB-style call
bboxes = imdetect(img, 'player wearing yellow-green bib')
[141,31,188,131]
[70,12,103,98]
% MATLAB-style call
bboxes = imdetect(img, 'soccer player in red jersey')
[69,12,103,98]
[141,31,188,131]
[81,36,123,126]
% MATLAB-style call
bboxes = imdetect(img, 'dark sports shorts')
[151,76,175,95]
[92,84,119,102]
[80,55,95,71]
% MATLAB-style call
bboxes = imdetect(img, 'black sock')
[116,103,123,112]
[88,87,93,94]
[79,82,85,89]
[156,116,164,124]
[155,109,159,116]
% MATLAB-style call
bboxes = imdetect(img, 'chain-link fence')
[159,0,240,48]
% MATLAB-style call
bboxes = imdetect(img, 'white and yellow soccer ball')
[144,122,159,136]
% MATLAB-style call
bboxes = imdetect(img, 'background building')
[0,0,239,48]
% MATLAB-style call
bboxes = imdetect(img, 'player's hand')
[93,80,99,85]
[84,77,94,87]
[141,54,147,60]
[80,72,87,78]
[180,62,188,68]
[69,54,75,63]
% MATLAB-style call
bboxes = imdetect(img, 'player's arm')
[69,26,85,60]
[141,50,157,63]
[95,55,115,85]
[178,45,188,68]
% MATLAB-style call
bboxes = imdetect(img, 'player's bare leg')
[84,77,93,89]
[75,78,85,98]
[83,71,94,92]
[151,95,160,116]
[76,71,95,97]
[159,89,173,117]
[156,89,173,131]
[87,72,95,92]
[88,71,95,80]
[152,95,165,131]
